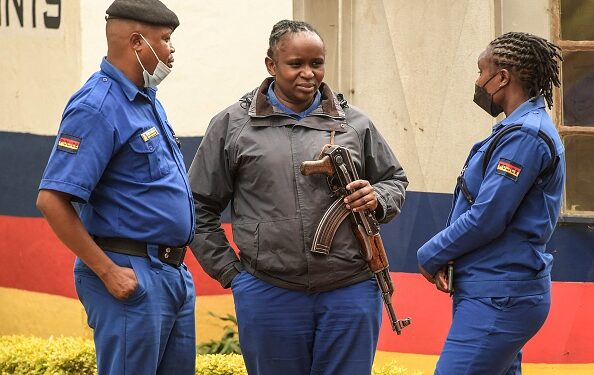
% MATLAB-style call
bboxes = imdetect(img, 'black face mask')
[473,71,504,117]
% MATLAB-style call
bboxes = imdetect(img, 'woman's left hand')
[344,179,377,212]
[434,267,450,293]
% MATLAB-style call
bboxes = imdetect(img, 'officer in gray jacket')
[188,20,407,375]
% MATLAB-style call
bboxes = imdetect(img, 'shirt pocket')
[128,128,171,182]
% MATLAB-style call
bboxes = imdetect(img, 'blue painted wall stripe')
[1,131,592,282]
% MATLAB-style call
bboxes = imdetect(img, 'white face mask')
[134,34,171,88]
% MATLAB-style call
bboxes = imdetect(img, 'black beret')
[106,0,179,30]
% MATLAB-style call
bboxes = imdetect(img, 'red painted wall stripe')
[1,215,593,363]
[376,273,594,363]
[0,215,229,298]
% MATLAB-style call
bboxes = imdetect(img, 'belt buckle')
[160,245,186,267]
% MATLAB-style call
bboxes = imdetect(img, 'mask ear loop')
[134,50,148,71]
[484,70,506,95]
[134,33,160,71]
[138,33,160,58]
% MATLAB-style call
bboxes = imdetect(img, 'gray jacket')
[188,78,408,292]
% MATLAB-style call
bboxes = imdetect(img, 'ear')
[130,32,143,52]
[265,56,276,77]
[499,69,511,87]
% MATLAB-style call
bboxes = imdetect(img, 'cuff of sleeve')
[417,245,441,276]
[219,262,244,289]
[374,194,387,222]
[39,179,91,203]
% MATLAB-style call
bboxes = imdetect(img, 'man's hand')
[37,189,140,301]
[345,179,377,212]
[99,264,139,301]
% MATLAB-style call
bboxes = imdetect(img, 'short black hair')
[488,31,562,109]
[267,20,323,59]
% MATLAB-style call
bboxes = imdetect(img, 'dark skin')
[106,18,175,87]
[36,19,176,301]
[265,32,377,212]
[475,48,529,117]
[418,47,530,293]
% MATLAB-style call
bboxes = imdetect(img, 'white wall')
[80,0,293,137]
[1,0,81,135]
[2,0,292,136]
[500,0,551,38]
[347,0,496,193]
[294,0,552,194]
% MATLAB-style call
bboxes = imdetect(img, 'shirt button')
[102,78,108,82]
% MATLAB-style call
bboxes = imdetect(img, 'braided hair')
[488,32,562,109]
[267,20,324,59]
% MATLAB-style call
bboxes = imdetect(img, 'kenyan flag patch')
[495,158,522,181]
[57,134,81,154]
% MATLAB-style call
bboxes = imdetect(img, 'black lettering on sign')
[10,0,24,27]
[44,0,59,29]
[0,0,61,29]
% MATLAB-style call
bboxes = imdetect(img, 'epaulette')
[481,111,558,178]
[83,76,112,111]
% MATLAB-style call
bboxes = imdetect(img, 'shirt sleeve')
[417,130,550,275]
[188,111,240,288]
[39,105,116,203]
[363,120,408,223]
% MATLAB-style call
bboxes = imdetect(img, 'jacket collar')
[247,77,346,120]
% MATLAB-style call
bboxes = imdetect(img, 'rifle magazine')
[311,197,350,255]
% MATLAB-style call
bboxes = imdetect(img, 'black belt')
[94,236,187,268]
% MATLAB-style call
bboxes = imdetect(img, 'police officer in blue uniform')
[417,32,565,374]
[36,1,196,374]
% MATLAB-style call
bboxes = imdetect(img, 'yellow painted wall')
[4,287,593,375]
[1,286,233,344]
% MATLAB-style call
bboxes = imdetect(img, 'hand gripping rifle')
[301,144,411,334]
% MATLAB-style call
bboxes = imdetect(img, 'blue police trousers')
[231,272,382,375]
[74,249,196,375]
[435,291,550,375]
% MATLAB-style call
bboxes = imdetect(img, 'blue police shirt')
[39,58,194,246]
[417,96,565,297]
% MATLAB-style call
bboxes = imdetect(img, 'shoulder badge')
[57,134,81,154]
[495,158,522,181]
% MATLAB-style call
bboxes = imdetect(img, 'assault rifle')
[301,144,411,334]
